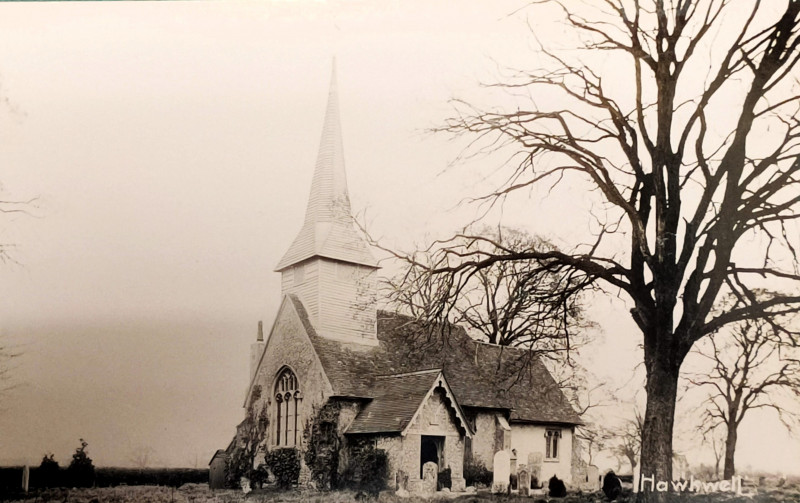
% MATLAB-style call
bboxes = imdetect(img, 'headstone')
[528,452,543,483]
[451,476,466,492]
[240,476,252,494]
[422,462,438,494]
[602,471,621,500]
[510,449,517,475]
[396,470,408,491]
[492,450,511,494]
[586,465,600,491]
[518,464,531,496]
[22,465,29,493]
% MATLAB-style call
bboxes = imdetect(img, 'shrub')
[265,448,300,489]
[602,470,622,501]
[346,442,389,497]
[38,454,61,488]
[463,459,492,487]
[548,474,567,498]
[437,467,452,491]
[67,439,95,488]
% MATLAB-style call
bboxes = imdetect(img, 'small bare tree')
[128,446,156,469]
[611,410,644,473]
[686,316,800,479]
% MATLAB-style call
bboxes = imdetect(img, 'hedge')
[0,466,209,493]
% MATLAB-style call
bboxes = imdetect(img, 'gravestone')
[518,464,531,496]
[510,449,517,476]
[602,471,622,501]
[240,477,252,495]
[528,452,543,486]
[422,462,438,494]
[586,465,600,491]
[22,466,29,493]
[396,470,408,491]
[492,450,511,494]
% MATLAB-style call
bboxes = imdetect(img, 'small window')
[545,429,561,460]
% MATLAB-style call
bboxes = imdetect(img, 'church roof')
[345,369,472,436]
[275,63,377,271]
[287,295,582,425]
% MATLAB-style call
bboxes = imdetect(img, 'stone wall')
[376,436,404,488]
[252,299,334,449]
[469,411,497,468]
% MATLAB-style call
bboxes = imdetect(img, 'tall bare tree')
[394,2,800,499]
[686,316,800,479]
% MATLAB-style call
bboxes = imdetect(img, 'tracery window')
[274,367,301,447]
[545,428,561,460]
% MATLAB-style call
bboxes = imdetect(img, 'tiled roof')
[346,370,441,434]
[287,295,582,425]
[275,63,377,271]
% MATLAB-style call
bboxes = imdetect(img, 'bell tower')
[275,63,379,345]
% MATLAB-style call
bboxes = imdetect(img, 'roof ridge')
[376,368,442,378]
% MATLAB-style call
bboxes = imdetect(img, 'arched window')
[274,367,301,447]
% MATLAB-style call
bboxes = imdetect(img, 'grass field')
[3,484,799,503]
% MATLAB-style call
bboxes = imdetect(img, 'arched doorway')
[420,435,444,478]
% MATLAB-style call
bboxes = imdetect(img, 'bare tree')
[397,2,800,497]
[611,409,644,473]
[686,316,800,479]
[700,426,725,479]
[384,226,592,358]
[128,446,156,469]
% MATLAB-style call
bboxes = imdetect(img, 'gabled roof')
[287,295,582,425]
[275,63,377,271]
[346,369,472,436]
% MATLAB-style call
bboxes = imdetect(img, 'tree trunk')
[723,425,737,480]
[637,358,679,502]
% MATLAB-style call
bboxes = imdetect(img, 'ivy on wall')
[303,400,342,490]
[226,385,270,488]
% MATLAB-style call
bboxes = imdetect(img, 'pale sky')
[0,0,798,475]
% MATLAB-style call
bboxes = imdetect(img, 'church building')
[235,67,582,493]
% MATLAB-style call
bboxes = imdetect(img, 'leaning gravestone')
[492,450,511,494]
[518,464,531,496]
[602,471,622,501]
[528,452,543,484]
[422,462,438,494]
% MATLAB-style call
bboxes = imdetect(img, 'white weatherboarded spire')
[275,61,377,272]
[274,62,378,345]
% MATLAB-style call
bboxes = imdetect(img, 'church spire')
[275,62,377,272]
[303,59,351,226]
